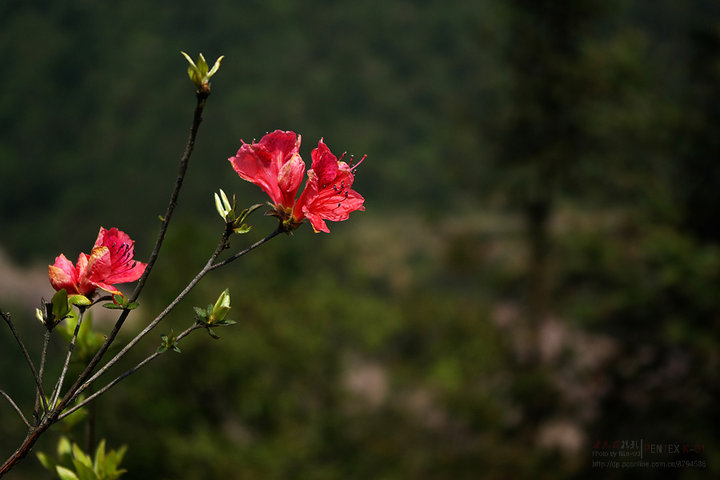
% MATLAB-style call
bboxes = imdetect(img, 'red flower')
[228,130,305,215]
[230,132,365,233]
[293,139,365,233]
[49,227,146,296]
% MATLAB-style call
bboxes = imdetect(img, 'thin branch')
[0,310,48,414]
[0,388,30,428]
[59,324,202,421]
[130,91,210,302]
[209,225,283,271]
[50,309,85,410]
[55,90,210,416]
[73,226,231,395]
[74,225,281,399]
[34,330,51,418]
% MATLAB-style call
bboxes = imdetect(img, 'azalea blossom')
[229,131,365,233]
[293,139,365,233]
[228,130,305,217]
[49,227,146,296]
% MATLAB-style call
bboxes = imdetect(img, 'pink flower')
[228,130,305,215]
[293,139,365,233]
[230,132,365,233]
[49,227,146,296]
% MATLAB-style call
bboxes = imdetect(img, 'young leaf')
[71,443,92,469]
[234,224,252,234]
[93,440,106,472]
[68,295,91,307]
[55,466,80,480]
[36,451,57,472]
[51,289,71,321]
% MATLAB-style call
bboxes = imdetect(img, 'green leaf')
[233,224,252,234]
[93,440,106,472]
[103,303,124,310]
[70,459,95,480]
[196,53,209,77]
[193,306,207,319]
[159,331,181,354]
[219,189,232,212]
[51,289,71,321]
[104,444,127,476]
[207,55,225,77]
[180,51,197,70]
[215,319,237,326]
[212,289,230,313]
[55,466,80,480]
[71,443,92,469]
[57,436,73,458]
[214,192,226,219]
[36,451,56,471]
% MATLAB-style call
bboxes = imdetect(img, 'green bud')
[214,188,235,221]
[68,295,91,307]
[158,331,181,354]
[181,51,224,92]
[210,289,231,324]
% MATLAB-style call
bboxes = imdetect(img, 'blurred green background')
[1,0,719,478]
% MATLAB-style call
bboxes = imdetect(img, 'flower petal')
[49,254,80,294]
[229,130,303,209]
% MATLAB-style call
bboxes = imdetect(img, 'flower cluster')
[48,227,146,297]
[229,130,365,233]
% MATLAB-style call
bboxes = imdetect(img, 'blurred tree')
[493,0,604,344]
[674,17,720,243]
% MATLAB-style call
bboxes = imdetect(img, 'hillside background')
[1,1,719,478]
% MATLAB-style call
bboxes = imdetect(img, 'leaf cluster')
[193,289,236,339]
[37,437,127,480]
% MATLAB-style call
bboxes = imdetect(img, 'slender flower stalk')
[74,226,282,399]
[59,323,203,421]
[49,309,86,411]
[34,330,51,417]
[0,311,48,415]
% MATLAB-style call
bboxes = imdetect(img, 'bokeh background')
[1,0,719,478]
